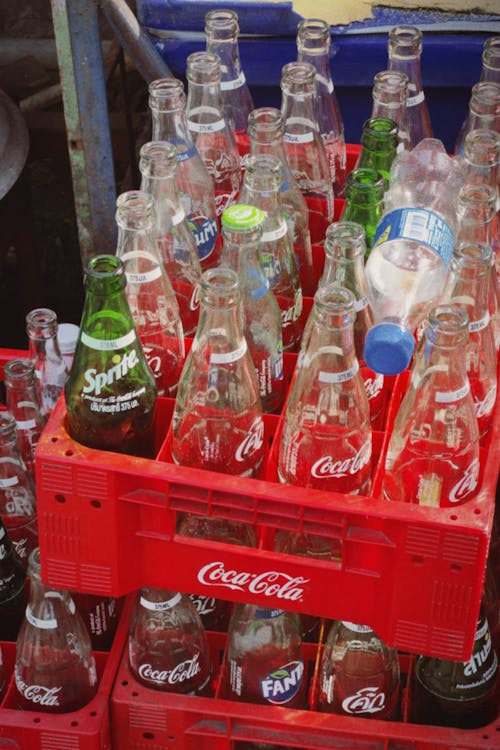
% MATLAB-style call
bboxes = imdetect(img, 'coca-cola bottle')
[4,358,44,484]
[148,77,219,268]
[318,620,400,719]
[410,607,498,728]
[71,592,119,651]
[237,154,303,352]
[15,548,98,712]
[383,304,480,506]
[0,412,38,567]
[64,254,158,457]
[139,139,202,338]
[455,37,500,151]
[128,588,212,694]
[0,517,26,640]
[370,70,410,152]
[223,604,307,707]
[115,189,185,396]
[455,81,500,156]
[189,593,232,632]
[278,284,372,495]
[26,308,68,421]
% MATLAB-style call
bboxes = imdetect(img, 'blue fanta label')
[260,661,304,704]
[188,214,218,261]
[373,208,455,268]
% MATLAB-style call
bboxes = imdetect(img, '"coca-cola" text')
[197,562,309,602]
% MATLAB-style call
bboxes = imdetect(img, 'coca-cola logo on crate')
[197,561,310,602]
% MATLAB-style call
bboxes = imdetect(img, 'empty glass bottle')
[128,588,213,694]
[296,18,346,195]
[185,51,241,216]
[71,592,119,652]
[355,118,398,188]
[15,548,97,712]
[247,106,315,296]
[455,38,500,151]
[280,61,334,242]
[0,412,38,567]
[370,70,410,152]
[4,358,44,484]
[237,154,303,351]
[383,305,480,506]
[342,168,385,252]
[149,77,219,268]
[26,308,68,422]
[0,516,26,640]
[204,9,253,137]
[318,620,400,719]
[64,255,158,457]
[387,25,433,148]
[221,204,285,414]
[455,81,500,155]
[115,190,185,397]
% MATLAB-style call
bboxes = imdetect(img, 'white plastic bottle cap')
[57,323,80,355]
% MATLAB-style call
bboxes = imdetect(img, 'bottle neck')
[151,107,194,151]
[206,36,242,79]
[140,172,184,226]
[296,48,331,82]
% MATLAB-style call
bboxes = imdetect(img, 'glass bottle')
[0,516,26,640]
[15,548,98,712]
[296,18,346,195]
[115,189,185,397]
[204,8,253,137]
[223,604,307,708]
[278,284,372,495]
[370,70,410,152]
[440,241,497,439]
[355,117,398,188]
[4,358,44,484]
[320,222,385,427]
[221,204,285,414]
[128,588,213,695]
[189,593,232,632]
[387,25,433,148]
[171,266,264,478]
[149,77,219,268]
[411,607,498,729]
[26,308,68,422]
[318,620,400,719]
[280,61,334,242]
[383,304,480,506]
[64,254,158,457]
[455,81,500,155]
[185,51,241,217]
[140,140,202,338]
[247,106,315,296]
[237,154,303,352]
[341,167,385,252]
[71,592,119,652]
[0,412,38,567]
[481,36,500,84]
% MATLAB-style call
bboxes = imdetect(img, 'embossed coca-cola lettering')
[311,438,371,479]
[341,686,386,715]
[475,385,497,419]
[363,373,383,400]
[235,417,264,462]
[11,537,28,560]
[138,653,201,684]
[197,562,309,602]
[449,457,480,504]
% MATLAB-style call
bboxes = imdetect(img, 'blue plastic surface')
[364,322,416,376]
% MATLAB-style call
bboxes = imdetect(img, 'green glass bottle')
[64,254,158,457]
[355,117,398,188]
[341,168,385,254]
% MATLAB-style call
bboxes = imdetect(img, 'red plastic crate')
[110,614,500,750]
[0,597,132,750]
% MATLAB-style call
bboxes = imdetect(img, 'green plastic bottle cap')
[222,204,265,231]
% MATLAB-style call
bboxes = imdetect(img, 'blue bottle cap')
[364,322,415,376]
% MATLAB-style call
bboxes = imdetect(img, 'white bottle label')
[188,117,225,134]
[341,622,373,633]
[26,606,58,630]
[318,362,359,383]
[220,71,246,91]
[81,329,136,352]
[210,340,247,364]
[435,382,470,403]
[261,220,288,243]
[140,592,182,611]
[469,312,490,333]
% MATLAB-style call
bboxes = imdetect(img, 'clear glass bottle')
[0,412,38,567]
[247,106,315,295]
[172,266,264,478]
[318,620,400,719]
[4,358,44,484]
[280,61,334,240]
[15,548,98,712]
[370,70,410,152]
[387,25,433,148]
[237,154,303,352]
[355,117,398,188]
[296,18,346,195]
[455,37,500,149]
[71,592,119,652]
[64,255,158,457]
[0,516,26,640]
[441,241,497,439]
[128,588,213,695]
[221,204,285,414]
[342,167,385,252]
[185,51,241,217]
[26,308,68,422]
[148,77,219,268]
[223,604,307,708]
[320,222,385,426]
[115,189,185,397]
[204,9,253,137]
[383,304,480,506]
[278,284,372,495]
[455,81,500,155]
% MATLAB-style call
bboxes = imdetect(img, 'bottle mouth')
[0,411,18,439]
[26,307,58,338]
[205,8,239,37]
[313,283,357,327]
[388,25,422,56]
[4,358,36,383]
[86,254,124,280]
[247,107,283,141]
[200,267,240,305]
[324,221,366,259]
[280,61,316,94]
[297,18,330,52]
[425,304,470,348]
[187,51,221,83]
[148,77,185,111]
[139,140,177,178]
[463,128,499,167]
[115,190,154,229]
